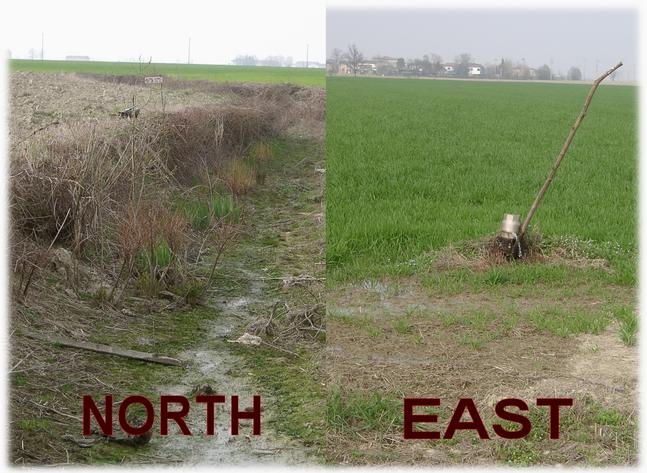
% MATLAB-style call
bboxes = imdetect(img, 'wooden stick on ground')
[519,61,623,240]
[22,331,184,367]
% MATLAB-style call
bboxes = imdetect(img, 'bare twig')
[47,207,71,251]
[520,61,623,239]
[28,400,82,423]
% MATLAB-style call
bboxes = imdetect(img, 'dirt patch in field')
[326,277,637,465]
[480,323,638,412]
[327,318,571,399]
[327,279,614,400]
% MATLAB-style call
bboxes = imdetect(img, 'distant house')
[65,55,90,61]
[373,56,398,69]
[442,63,457,75]
[294,61,325,69]
[339,63,351,75]
[511,65,533,80]
[358,62,377,74]
[467,64,484,77]
[406,63,423,73]
[372,56,399,75]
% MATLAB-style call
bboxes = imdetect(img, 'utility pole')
[306,44,309,68]
[187,37,191,64]
[41,32,44,60]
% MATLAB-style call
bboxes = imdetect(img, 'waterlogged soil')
[10,138,323,465]
[154,267,307,465]
[141,143,324,464]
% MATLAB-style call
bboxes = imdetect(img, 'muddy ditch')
[9,72,324,465]
[156,267,308,464]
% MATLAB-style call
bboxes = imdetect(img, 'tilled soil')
[9,71,226,145]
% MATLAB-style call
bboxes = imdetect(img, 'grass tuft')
[327,387,402,434]
[529,306,610,337]
[613,306,637,346]
[221,159,257,195]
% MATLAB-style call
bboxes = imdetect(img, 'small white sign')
[144,76,163,84]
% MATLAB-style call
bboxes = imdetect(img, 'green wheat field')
[326,77,637,282]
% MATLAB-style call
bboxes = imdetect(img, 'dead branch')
[519,61,623,239]
[22,331,183,367]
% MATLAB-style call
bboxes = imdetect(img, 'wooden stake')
[519,61,623,239]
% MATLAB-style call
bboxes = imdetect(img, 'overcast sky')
[327,8,638,80]
[1,0,325,64]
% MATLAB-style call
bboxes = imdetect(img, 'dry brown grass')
[157,105,272,184]
[252,142,273,162]
[220,159,257,195]
[427,233,613,274]
[9,72,326,465]
[116,202,188,258]
[12,104,269,232]
[10,93,285,302]
[431,237,535,272]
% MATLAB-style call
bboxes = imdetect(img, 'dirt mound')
[429,234,611,273]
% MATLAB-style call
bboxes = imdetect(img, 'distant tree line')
[328,45,585,81]
[232,54,294,67]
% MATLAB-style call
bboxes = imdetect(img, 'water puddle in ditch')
[152,267,309,465]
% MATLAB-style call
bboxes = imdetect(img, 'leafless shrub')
[12,125,122,258]
[11,96,280,305]
[147,105,272,185]
[10,232,50,302]
[11,103,270,241]
[115,201,189,268]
